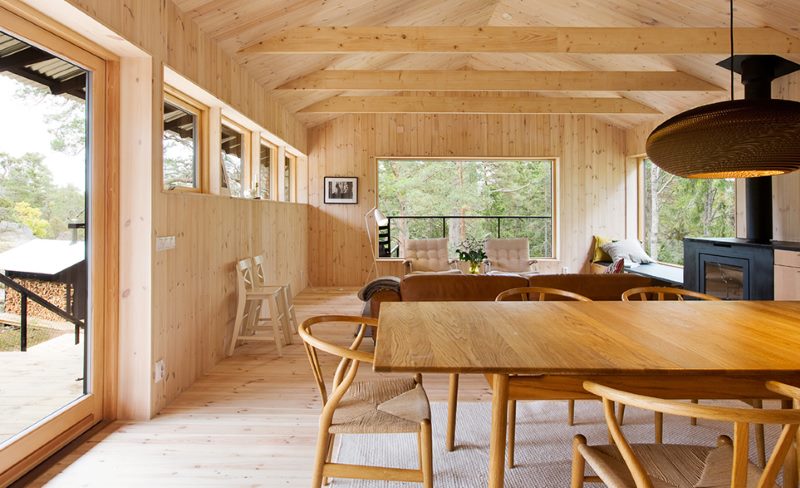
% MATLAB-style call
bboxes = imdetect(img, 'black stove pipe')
[741,56,776,243]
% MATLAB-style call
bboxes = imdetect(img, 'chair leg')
[446,373,459,451]
[322,433,335,486]
[420,420,434,488]
[227,295,247,357]
[568,400,575,426]
[507,400,517,468]
[690,399,698,425]
[654,411,663,444]
[617,403,626,425]
[752,399,766,467]
[571,434,587,488]
[311,427,331,488]
[277,288,293,345]
[265,296,283,357]
[284,283,299,334]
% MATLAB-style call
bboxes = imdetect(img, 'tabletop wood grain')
[374,301,800,375]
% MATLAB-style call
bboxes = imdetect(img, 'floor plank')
[21,287,491,487]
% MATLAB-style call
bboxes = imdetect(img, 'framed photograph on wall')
[324,176,358,204]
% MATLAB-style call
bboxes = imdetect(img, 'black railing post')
[20,293,28,352]
[497,218,501,238]
[387,217,392,257]
[441,218,446,238]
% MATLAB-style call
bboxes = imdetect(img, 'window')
[258,141,275,200]
[641,157,735,265]
[377,158,555,258]
[220,120,247,197]
[283,153,295,202]
[162,90,202,190]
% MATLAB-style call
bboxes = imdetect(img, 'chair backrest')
[298,315,377,412]
[405,238,451,272]
[583,380,800,488]
[236,258,256,293]
[496,286,592,302]
[485,238,532,272]
[527,273,662,301]
[621,286,721,302]
[252,254,266,286]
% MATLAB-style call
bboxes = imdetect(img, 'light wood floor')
[21,287,492,487]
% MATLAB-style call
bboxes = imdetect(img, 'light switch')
[156,235,176,251]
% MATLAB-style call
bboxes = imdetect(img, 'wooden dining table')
[373,300,800,488]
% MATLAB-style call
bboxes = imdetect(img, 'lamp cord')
[730,0,734,100]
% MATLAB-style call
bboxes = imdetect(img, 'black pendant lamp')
[645,0,800,179]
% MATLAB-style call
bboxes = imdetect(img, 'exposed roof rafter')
[299,95,661,114]
[277,70,723,92]
[239,26,799,55]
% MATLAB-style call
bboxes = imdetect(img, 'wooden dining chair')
[252,254,299,336]
[299,315,433,488]
[227,258,291,357]
[621,286,723,302]
[444,286,591,467]
[571,380,800,488]
[620,286,766,466]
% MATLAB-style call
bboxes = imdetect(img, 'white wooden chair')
[253,254,298,336]
[484,238,539,277]
[227,258,291,357]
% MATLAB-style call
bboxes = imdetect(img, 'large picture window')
[377,158,555,258]
[641,157,735,265]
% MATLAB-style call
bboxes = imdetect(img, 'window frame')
[162,86,207,193]
[219,116,251,198]
[283,151,297,202]
[374,156,558,260]
[637,156,737,267]
[257,139,277,200]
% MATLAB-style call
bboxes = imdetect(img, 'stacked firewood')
[3,279,69,323]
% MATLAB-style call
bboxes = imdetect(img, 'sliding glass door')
[0,6,109,481]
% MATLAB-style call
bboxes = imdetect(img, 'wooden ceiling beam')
[298,95,661,114]
[277,70,722,92]
[240,27,798,55]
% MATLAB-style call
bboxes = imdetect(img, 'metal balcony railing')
[0,272,84,352]
[378,215,553,259]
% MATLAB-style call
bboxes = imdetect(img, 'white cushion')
[405,238,452,272]
[485,238,535,272]
[601,239,653,265]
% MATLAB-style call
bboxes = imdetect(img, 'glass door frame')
[0,5,114,483]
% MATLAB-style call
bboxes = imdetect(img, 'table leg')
[488,374,509,488]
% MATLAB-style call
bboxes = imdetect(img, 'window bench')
[590,261,684,287]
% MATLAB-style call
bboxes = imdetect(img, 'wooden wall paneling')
[117,56,155,420]
[773,71,800,242]
[308,113,629,286]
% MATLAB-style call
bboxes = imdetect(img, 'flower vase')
[468,262,481,274]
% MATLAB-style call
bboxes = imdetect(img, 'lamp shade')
[645,98,800,178]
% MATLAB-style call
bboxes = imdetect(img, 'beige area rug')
[332,399,782,487]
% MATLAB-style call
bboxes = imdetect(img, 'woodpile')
[3,279,69,323]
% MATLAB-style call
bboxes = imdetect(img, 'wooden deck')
[0,332,84,442]
[21,287,492,486]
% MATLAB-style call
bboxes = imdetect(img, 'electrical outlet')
[154,359,165,383]
[156,236,176,252]
[561,266,569,274]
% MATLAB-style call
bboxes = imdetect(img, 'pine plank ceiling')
[171,0,800,129]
